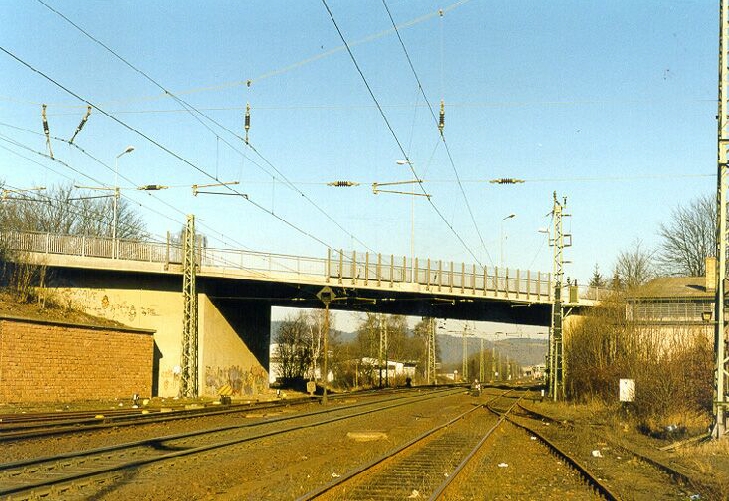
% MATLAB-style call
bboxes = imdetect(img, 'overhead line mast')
[548,192,570,401]
[179,215,199,398]
[714,0,729,439]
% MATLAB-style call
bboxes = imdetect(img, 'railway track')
[0,387,429,442]
[295,389,517,501]
[0,387,462,500]
[296,389,625,500]
[512,402,708,500]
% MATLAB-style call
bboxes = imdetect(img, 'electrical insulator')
[41,104,54,159]
[69,106,92,145]
[327,181,359,187]
[438,100,445,134]
[244,103,251,144]
[489,178,525,184]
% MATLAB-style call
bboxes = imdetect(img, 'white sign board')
[619,378,635,402]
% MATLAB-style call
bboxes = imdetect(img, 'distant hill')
[270,322,546,368]
[270,320,357,344]
[437,333,546,368]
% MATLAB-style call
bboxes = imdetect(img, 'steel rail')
[516,402,706,496]
[297,389,516,501]
[427,394,523,500]
[497,408,621,501]
[0,386,430,442]
[0,387,463,497]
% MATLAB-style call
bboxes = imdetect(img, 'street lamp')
[396,159,416,281]
[500,213,516,268]
[370,159,429,282]
[113,146,135,256]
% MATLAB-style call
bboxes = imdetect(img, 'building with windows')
[626,257,715,343]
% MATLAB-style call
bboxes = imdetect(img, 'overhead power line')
[380,0,493,266]
[1,125,276,256]
[27,0,471,109]
[0,45,348,255]
[35,0,375,254]
[0,179,296,281]
[321,0,483,267]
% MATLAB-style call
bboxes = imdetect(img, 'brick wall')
[0,316,155,403]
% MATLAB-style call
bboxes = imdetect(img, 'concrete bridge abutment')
[47,269,272,399]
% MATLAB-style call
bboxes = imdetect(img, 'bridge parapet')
[0,231,599,305]
[325,248,553,303]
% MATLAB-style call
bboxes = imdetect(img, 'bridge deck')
[4,231,600,306]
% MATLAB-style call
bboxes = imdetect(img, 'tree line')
[0,181,148,302]
[273,310,520,390]
[1,182,147,240]
[273,311,442,389]
[592,193,715,290]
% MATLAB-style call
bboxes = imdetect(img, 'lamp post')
[500,213,516,268]
[371,162,429,282]
[113,146,135,256]
[396,159,416,281]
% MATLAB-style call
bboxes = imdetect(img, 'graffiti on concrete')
[54,288,160,324]
[204,365,268,397]
[161,365,181,395]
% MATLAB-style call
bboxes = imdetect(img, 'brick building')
[0,315,155,403]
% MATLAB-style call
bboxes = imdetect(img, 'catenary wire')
[0,130,311,277]
[320,0,483,268]
[35,0,375,255]
[1,125,291,275]
[30,0,472,109]
[1,179,290,282]
[0,45,344,256]
[381,0,493,266]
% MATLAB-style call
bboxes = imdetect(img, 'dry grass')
[565,292,713,433]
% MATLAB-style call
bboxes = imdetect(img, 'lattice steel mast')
[715,0,729,439]
[548,192,571,401]
[179,214,198,398]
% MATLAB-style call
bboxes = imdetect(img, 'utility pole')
[379,314,384,388]
[322,302,330,403]
[714,0,729,439]
[425,317,437,385]
[179,215,198,398]
[384,317,389,387]
[461,324,469,382]
[316,287,336,405]
[112,146,134,258]
[547,192,571,401]
[425,317,431,383]
[479,337,484,383]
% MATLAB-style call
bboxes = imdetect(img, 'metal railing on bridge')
[326,249,553,301]
[4,231,561,303]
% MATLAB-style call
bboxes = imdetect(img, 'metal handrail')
[3,231,559,302]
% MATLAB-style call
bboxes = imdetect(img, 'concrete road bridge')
[3,231,597,398]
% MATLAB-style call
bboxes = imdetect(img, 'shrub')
[565,292,713,430]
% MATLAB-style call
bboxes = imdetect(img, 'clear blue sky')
[0,0,717,293]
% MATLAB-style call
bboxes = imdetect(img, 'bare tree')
[0,182,147,239]
[613,239,656,290]
[656,194,715,277]
[274,313,313,382]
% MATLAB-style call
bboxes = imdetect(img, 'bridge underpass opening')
[28,258,588,399]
